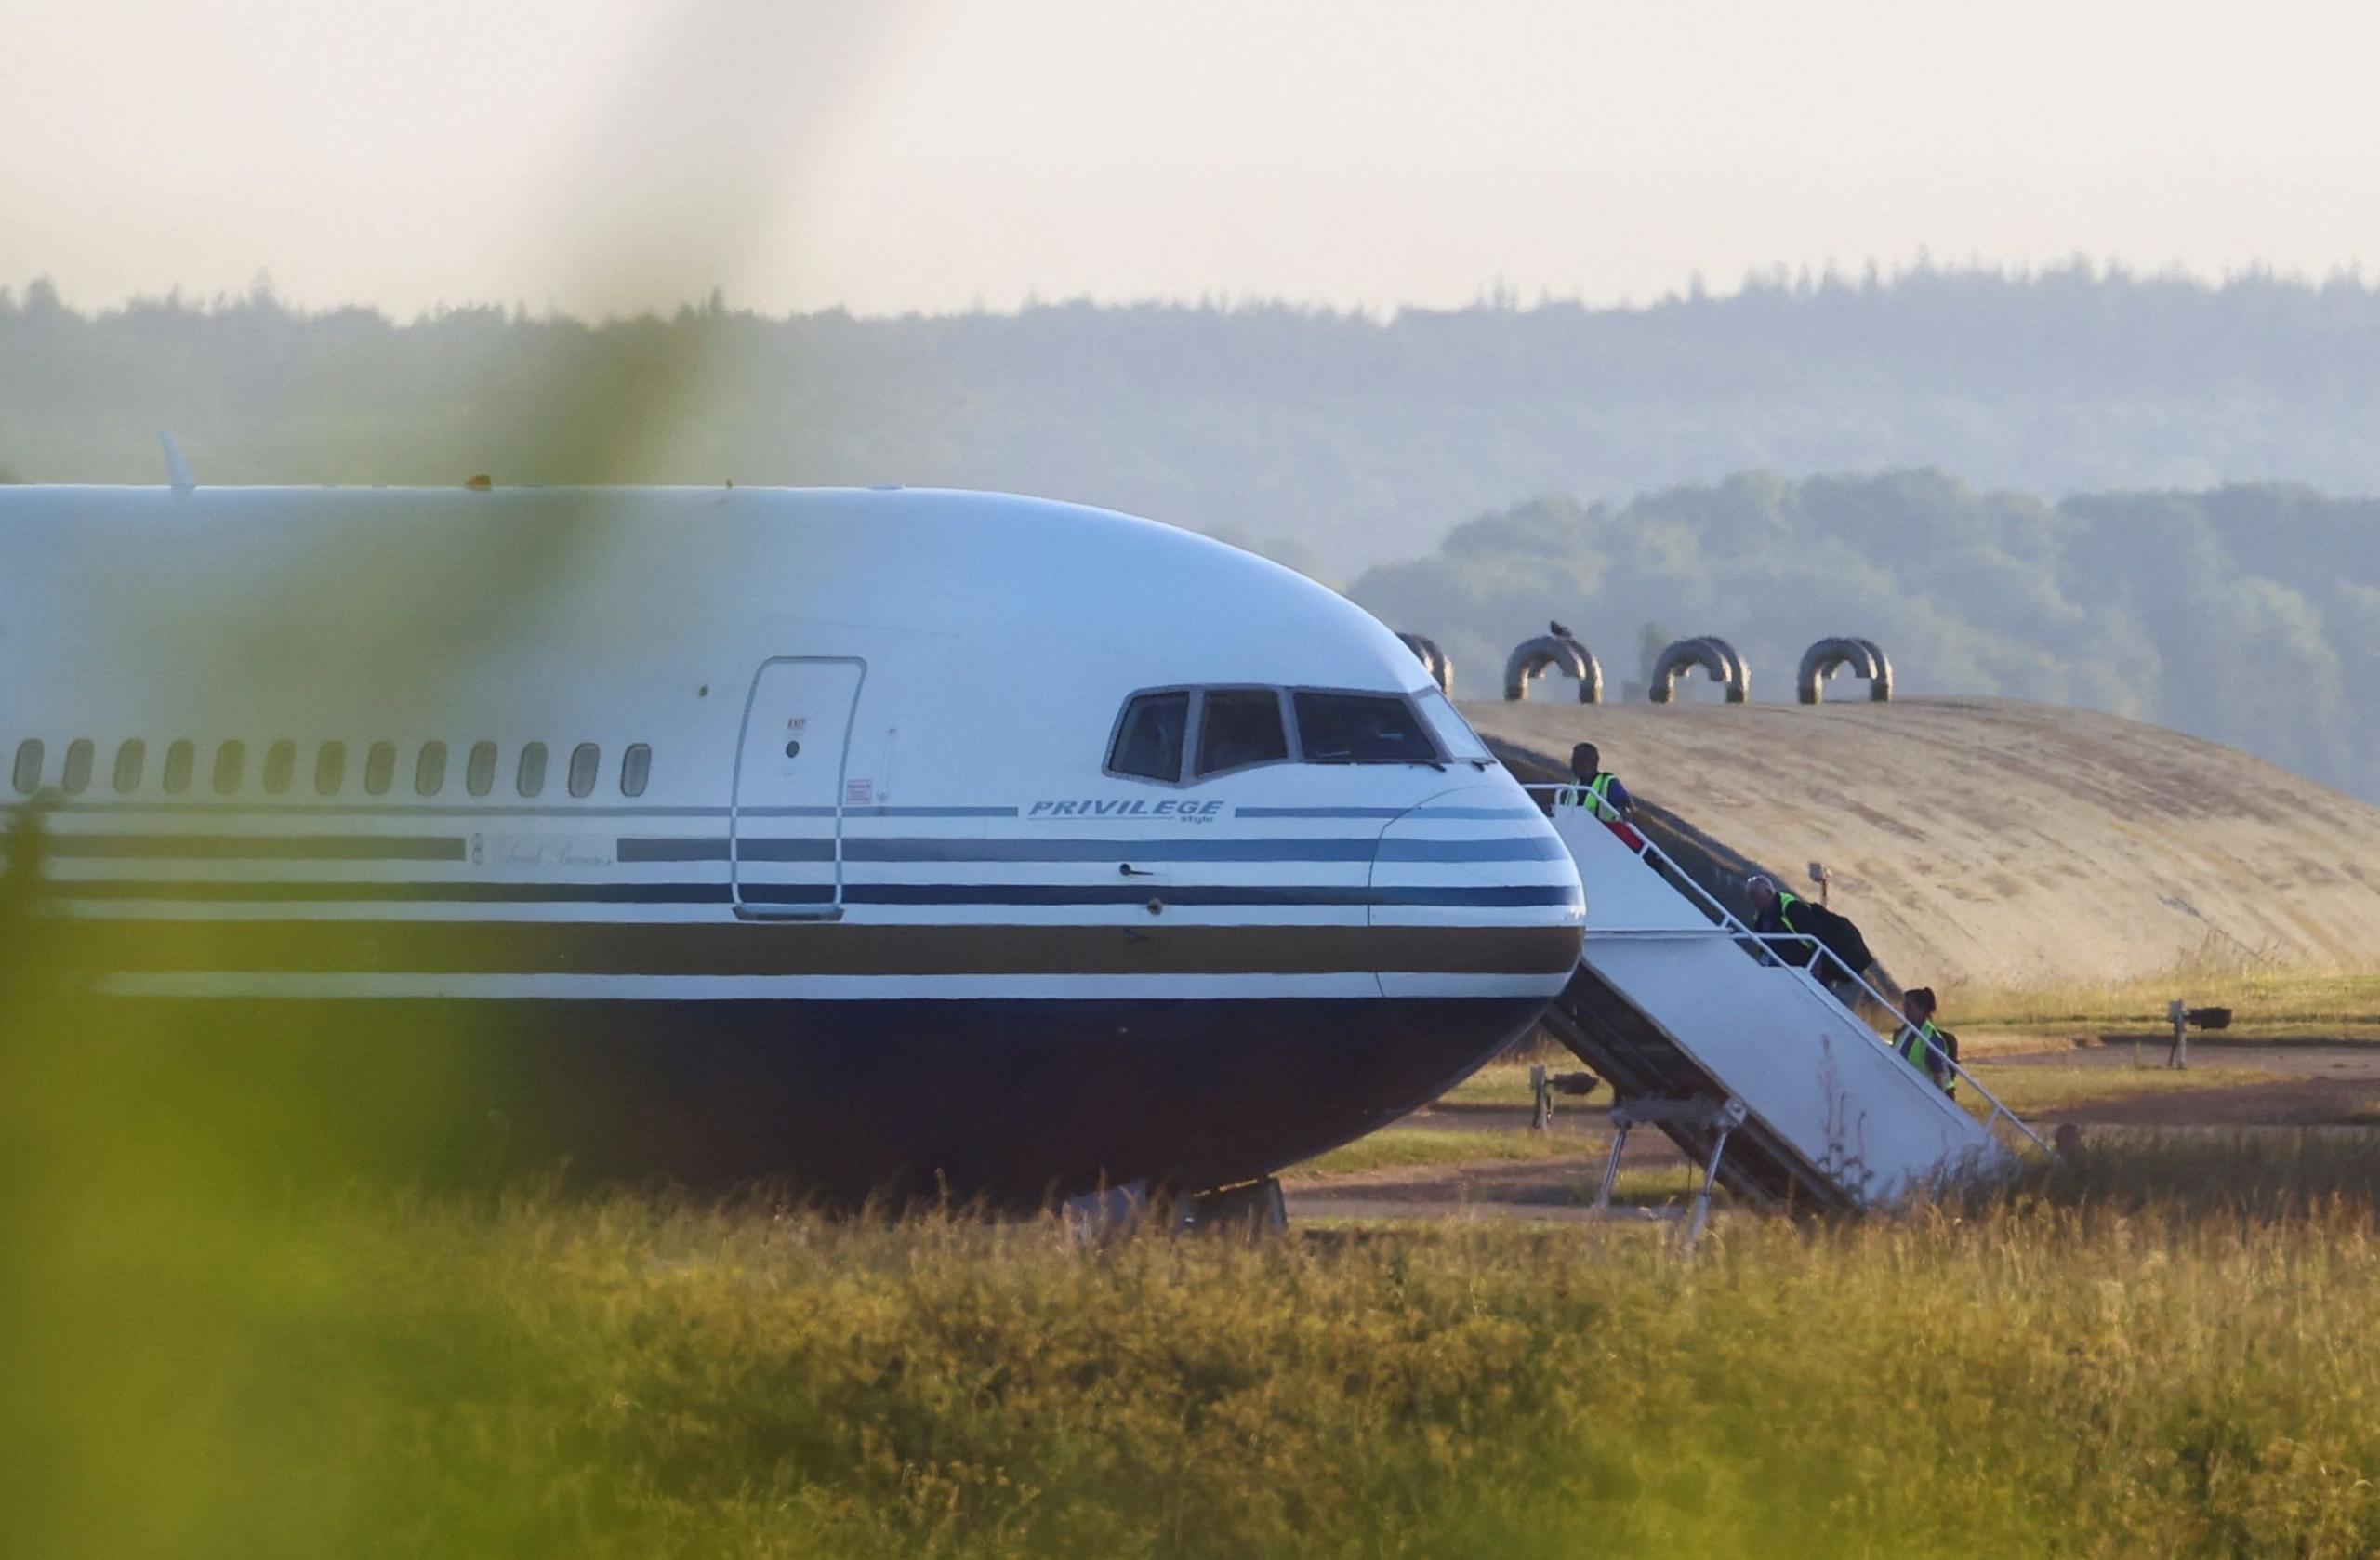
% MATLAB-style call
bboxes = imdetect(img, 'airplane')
[0,472,1584,1203]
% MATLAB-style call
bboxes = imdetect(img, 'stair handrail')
[1529,784,2051,1156]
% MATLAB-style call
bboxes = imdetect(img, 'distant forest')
[1353,471,2380,804]
[10,265,2380,575]
[7,270,2380,798]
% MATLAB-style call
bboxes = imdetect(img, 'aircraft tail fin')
[162,432,196,493]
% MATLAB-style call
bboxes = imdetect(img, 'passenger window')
[61,739,94,795]
[315,742,347,797]
[213,740,246,796]
[263,739,296,795]
[1196,690,1289,777]
[364,741,397,796]
[467,741,498,797]
[10,739,41,796]
[112,739,146,795]
[620,744,652,798]
[164,740,195,794]
[416,742,448,796]
[1108,692,1189,782]
[1293,692,1438,764]
[568,743,600,799]
[517,742,549,798]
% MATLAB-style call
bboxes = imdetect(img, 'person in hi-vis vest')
[1897,986,1958,1096]
[1559,742,1643,848]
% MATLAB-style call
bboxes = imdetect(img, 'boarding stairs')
[1530,787,2047,1214]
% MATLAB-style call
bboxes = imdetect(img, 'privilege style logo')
[1025,799,1227,821]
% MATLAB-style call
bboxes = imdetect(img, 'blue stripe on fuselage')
[622,834,1566,865]
[48,879,1582,908]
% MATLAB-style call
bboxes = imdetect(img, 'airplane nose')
[1368,783,1584,998]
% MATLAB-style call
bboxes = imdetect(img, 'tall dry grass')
[11,1144,2380,1557]
[13,825,2380,1557]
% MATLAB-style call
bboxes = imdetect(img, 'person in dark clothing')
[1745,873,1876,998]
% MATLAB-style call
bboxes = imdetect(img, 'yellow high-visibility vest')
[1898,1019,1943,1073]
[1560,773,1622,822]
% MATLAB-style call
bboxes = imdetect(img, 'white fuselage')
[0,485,1582,1196]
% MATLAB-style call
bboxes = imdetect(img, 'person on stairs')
[1745,873,1877,1001]
[1560,742,1644,849]
[1896,986,1958,1096]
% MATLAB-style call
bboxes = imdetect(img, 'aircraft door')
[732,656,866,919]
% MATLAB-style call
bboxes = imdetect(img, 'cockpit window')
[1293,691,1438,764]
[1196,689,1289,777]
[1108,691,1189,782]
[1414,689,1492,762]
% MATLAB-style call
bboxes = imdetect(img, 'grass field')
[18,1140,2380,1559]
[14,923,2380,1557]
[1962,1062,2290,1116]
[1947,968,2380,1041]
[1282,1127,1708,1207]
[1437,1059,1571,1106]
[1441,1056,2283,1120]
[1289,1066,2294,1189]
[1283,1124,1587,1175]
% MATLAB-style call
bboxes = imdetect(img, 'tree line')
[1351,470,2380,803]
[10,263,2380,575]
[8,270,2380,797]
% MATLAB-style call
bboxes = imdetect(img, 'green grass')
[1435,1060,1559,1108]
[1963,1062,2290,1116]
[1283,1124,1591,1177]
[1442,1057,2285,1123]
[1948,968,2380,1041]
[1285,1129,1705,1207]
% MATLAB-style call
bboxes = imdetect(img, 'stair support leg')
[1593,1120,1633,1211]
[1685,1120,1736,1249]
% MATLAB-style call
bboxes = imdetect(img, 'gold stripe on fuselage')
[55,919,1583,979]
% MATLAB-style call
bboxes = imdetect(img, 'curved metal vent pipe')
[1649,636,1750,704]
[1502,635,1603,703]
[1796,637,1893,703]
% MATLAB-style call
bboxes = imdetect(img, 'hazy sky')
[7,0,2378,318]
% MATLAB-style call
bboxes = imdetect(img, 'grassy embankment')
[17,1139,2380,1558]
